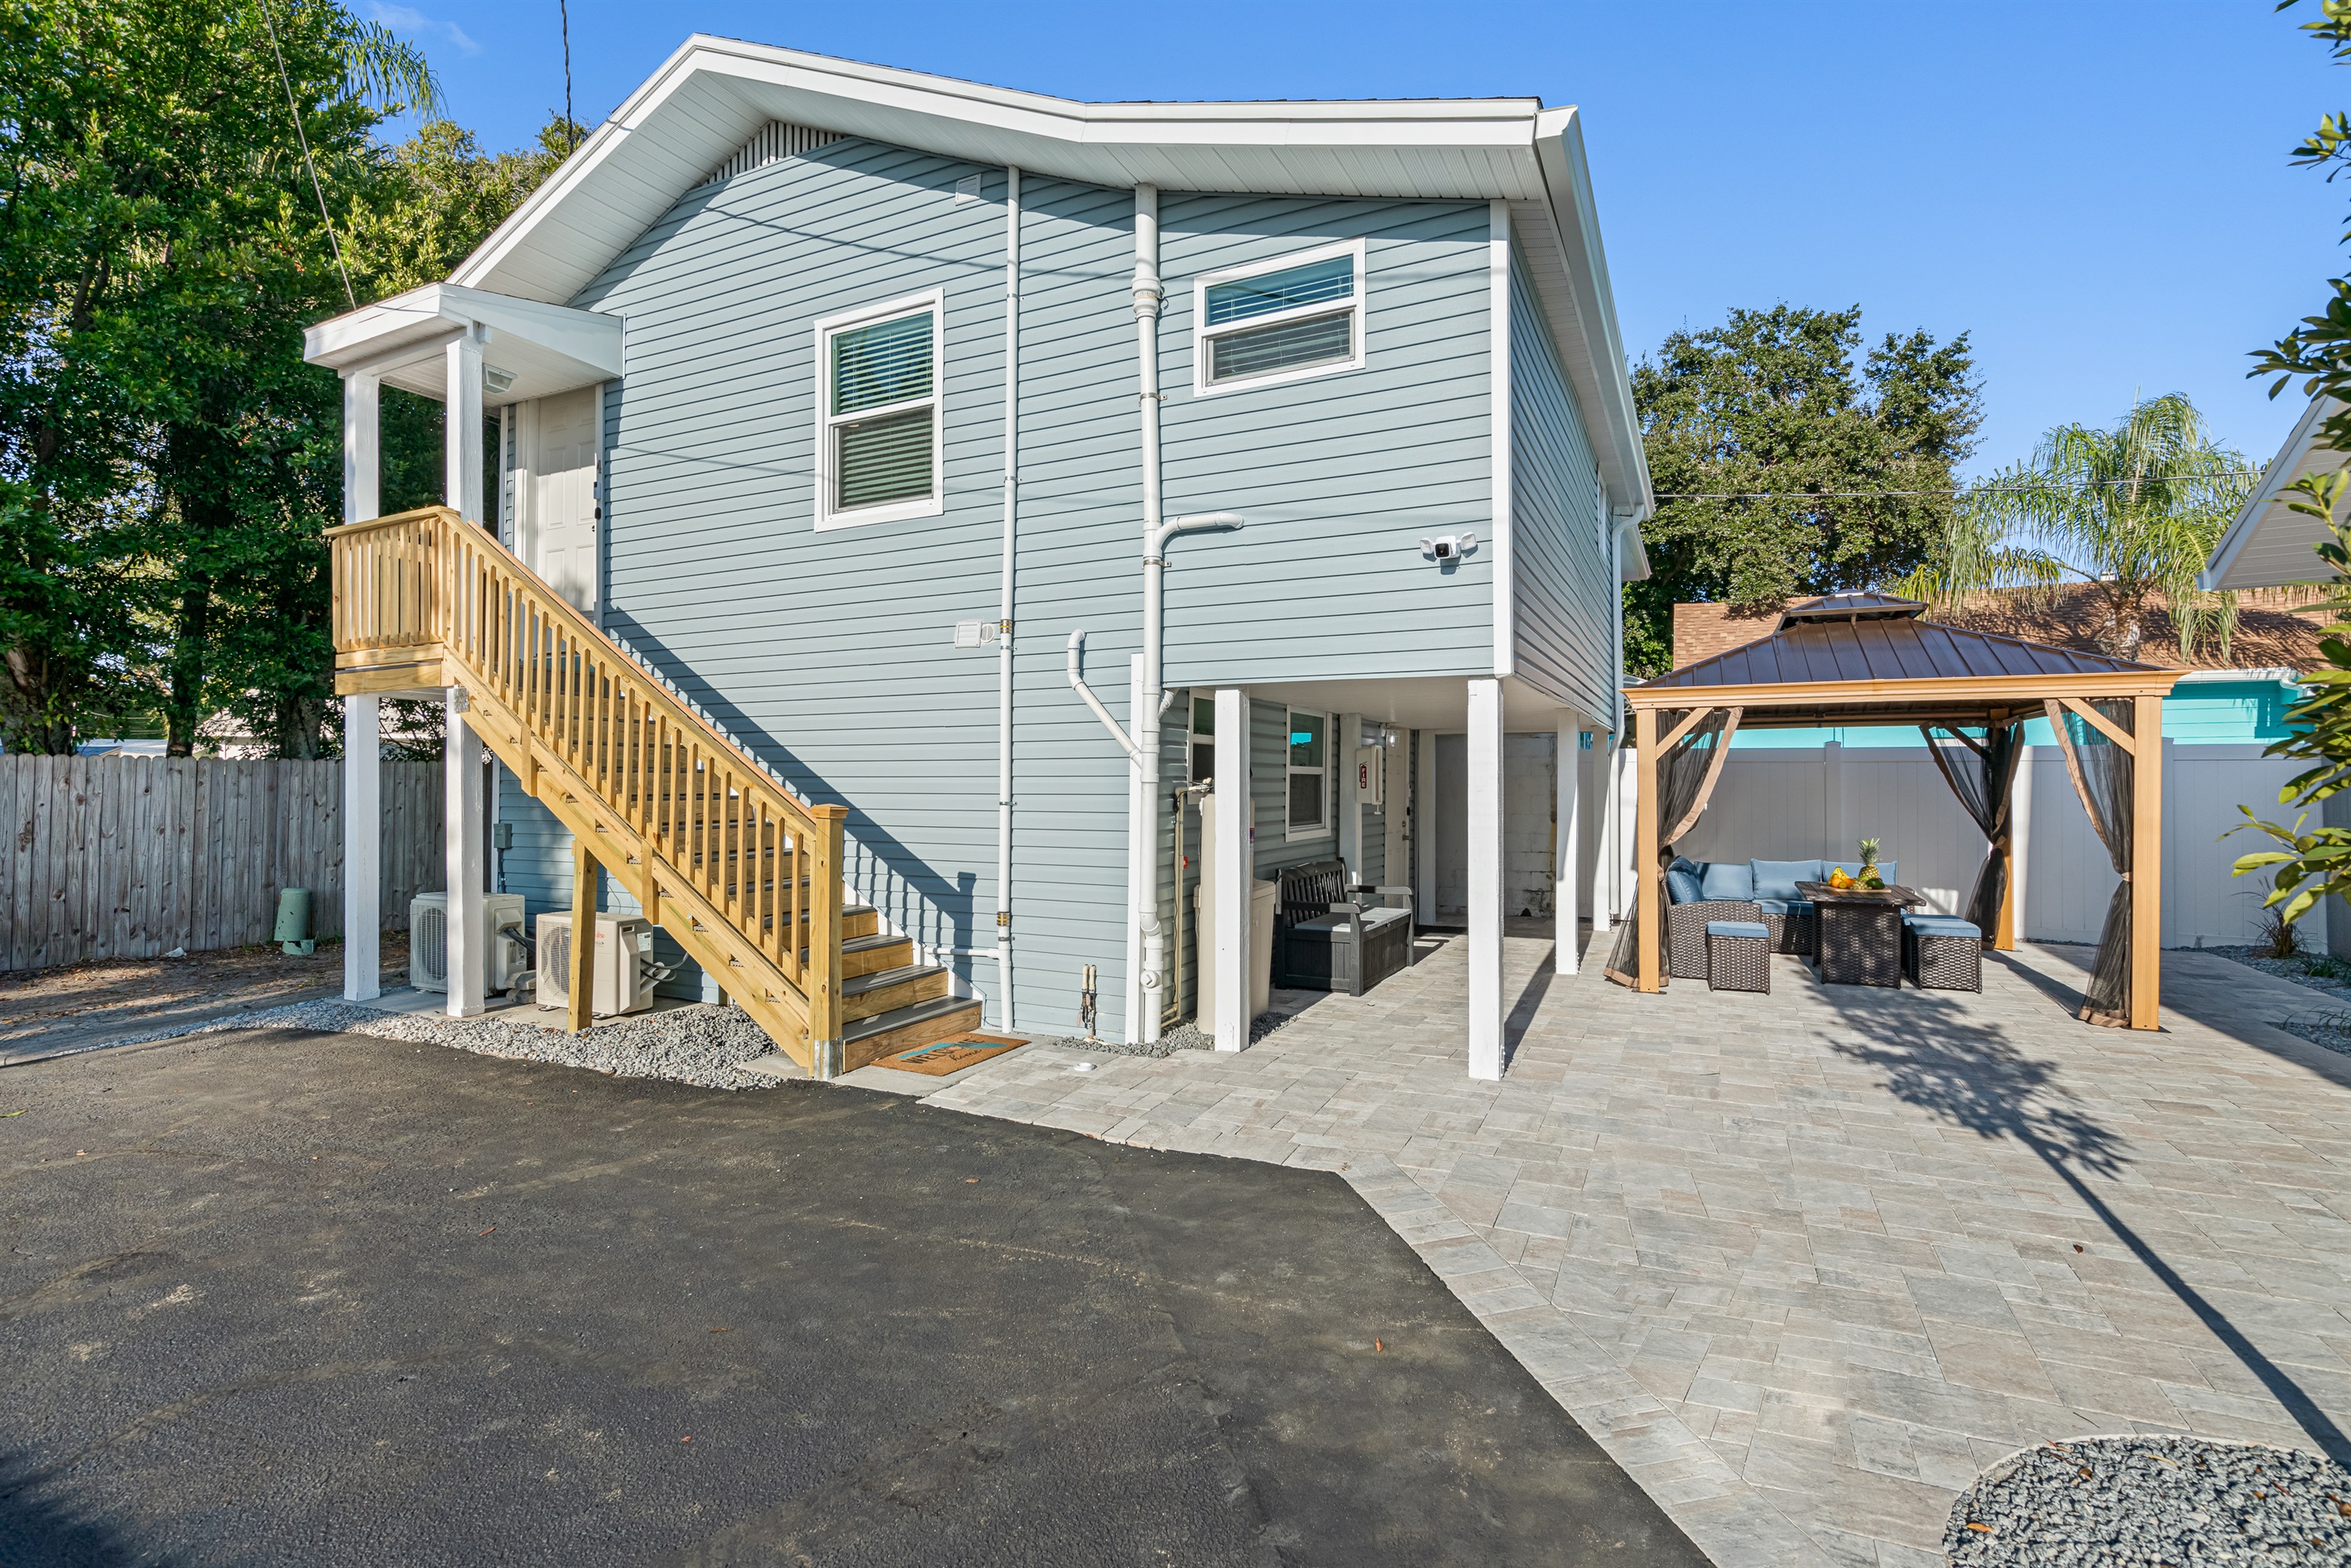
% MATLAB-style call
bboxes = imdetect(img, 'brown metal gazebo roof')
[1632,594,2173,730]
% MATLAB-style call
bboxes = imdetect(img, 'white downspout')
[1131,185,1166,1046]
[996,165,1020,1029]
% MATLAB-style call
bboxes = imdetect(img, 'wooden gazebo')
[1620,594,2184,1028]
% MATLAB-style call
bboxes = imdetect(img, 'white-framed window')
[814,287,944,530]
[1190,694,1215,784]
[1286,708,1329,839]
[1192,238,1366,397]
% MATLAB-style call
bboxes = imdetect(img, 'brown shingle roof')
[1671,584,2330,673]
[1644,613,2160,692]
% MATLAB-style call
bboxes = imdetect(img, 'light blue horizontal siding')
[575,140,1015,1013]
[1156,195,1497,688]
[1507,253,1615,723]
[541,142,1530,1038]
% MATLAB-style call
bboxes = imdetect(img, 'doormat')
[873,1033,1026,1076]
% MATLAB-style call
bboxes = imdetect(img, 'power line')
[1653,472,2265,501]
[257,0,356,310]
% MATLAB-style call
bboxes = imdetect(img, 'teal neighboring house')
[1670,589,2321,748]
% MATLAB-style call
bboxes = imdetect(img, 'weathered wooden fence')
[0,757,442,972]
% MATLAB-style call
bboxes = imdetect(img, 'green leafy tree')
[1627,304,1981,675]
[0,0,436,755]
[1897,393,2252,662]
[2230,0,2351,921]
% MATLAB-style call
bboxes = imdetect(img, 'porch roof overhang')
[300,282,624,406]
[1623,593,2186,726]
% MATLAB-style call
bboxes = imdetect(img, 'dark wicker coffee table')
[1796,882,1924,988]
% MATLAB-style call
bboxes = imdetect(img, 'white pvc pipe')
[1131,185,1165,1043]
[996,165,1021,1030]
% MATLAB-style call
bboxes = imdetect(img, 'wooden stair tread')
[844,993,981,1043]
[842,963,946,997]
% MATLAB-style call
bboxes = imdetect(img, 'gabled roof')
[2200,394,2349,591]
[431,34,1651,519]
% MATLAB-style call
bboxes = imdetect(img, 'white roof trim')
[302,282,624,405]
[2200,393,2349,591]
[421,34,1651,516]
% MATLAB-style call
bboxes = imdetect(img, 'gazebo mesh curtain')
[1919,721,2024,935]
[1604,709,1735,986]
[2051,700,2136,1027]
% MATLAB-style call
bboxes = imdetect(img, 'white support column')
[1467,678,1505,1080]
[1212,688,1251,1052]
[443,334,487,1017]
[341,370,382,1003]
[444,689,486,1017]
[1591,734,1616,935]
[445,329,485,522]
[343,695,380,999]
[1556,717,1581,974]
[1337,711,1363,875]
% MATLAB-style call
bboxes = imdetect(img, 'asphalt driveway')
[0,1024,1703,1566]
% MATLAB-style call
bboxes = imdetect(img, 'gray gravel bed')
[2203,947,2351,1059]
[111,997,790,1090]
[1945,1435,2351,1567]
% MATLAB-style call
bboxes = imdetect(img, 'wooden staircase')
[327,505,982,1077]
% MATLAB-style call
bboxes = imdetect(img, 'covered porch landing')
[1192,672,1623,1080]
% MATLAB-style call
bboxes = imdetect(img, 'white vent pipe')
[995,166,1020,1028]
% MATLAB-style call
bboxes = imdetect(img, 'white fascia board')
[2173,667,2304,685]
[1529,108,1649,522]
[2201,394,2343,590]
[450,34,1555,304]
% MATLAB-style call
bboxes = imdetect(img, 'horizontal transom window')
[1194,239,1366,396]
[815,290,945,530]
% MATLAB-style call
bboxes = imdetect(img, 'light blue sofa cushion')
[1905,914,1979,937]
[1755,898,1815,916]
[1700,861,1755,902]
[1666,864,1706,905]
[1705,920,1769,940]
[1750,859,1823,901]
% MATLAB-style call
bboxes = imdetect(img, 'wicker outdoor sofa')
[1663,856,1899,979]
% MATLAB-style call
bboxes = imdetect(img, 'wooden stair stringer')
[451,683,817,1070]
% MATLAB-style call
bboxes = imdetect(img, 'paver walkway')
[912,935,2351,1568]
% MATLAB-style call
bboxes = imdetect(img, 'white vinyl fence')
[1666,741,2317,950]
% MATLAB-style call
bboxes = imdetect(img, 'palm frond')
[337,20,443,116]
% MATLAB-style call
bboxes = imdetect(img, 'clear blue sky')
[375,0,2346,479]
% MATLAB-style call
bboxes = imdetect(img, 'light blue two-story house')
[305,38,1652,1081]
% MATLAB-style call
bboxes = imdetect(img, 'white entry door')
[519,387,601,616]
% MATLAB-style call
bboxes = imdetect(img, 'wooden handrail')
[329,506,846,1055]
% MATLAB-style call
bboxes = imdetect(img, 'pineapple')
[1857,838,1883,890]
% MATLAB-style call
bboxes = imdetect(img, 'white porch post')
[444,690,486,1016]
[341,370,382,1002]
[445,330,486,522]
[1556,717,1581,974]
[1467,678,1505,1080]
[1338,711,1364,874]
[1212,688,1251,1051]
[443,336,488,1016]
[1590,734,1615,935]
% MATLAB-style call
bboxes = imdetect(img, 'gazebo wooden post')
[2130,692,2164,1029]
[1635,705,1661,993]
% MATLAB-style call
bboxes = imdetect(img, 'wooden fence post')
[568,842,599,1034]
[806,805,847,1076]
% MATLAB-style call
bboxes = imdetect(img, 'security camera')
[1420,532,1478,562]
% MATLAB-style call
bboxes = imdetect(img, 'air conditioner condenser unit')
[534,912,656,1018]
[410,892,529,993]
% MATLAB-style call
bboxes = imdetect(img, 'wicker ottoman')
[1902,915,1982,992]
[1705,920,1772,993]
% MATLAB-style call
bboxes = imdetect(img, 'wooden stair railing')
[327,505,855,1074]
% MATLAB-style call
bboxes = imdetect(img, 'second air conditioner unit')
[534,912,656,1018]
[409,892,529,993]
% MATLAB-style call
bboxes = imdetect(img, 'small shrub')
[2254,901,2305,961]
[2305,954,2351,982]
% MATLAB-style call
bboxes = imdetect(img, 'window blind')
[835,407,934,511]
[1205,256,1354,325]
[833,313,933,415]
[1211,310,1353,383]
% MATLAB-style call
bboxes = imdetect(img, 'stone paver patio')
[901,933,2351,1568]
